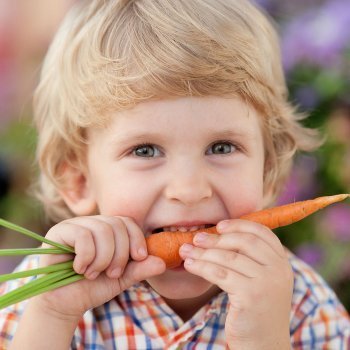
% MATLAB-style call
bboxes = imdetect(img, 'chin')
[146,268,214,300]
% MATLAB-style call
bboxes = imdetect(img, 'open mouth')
[151,224,214,234]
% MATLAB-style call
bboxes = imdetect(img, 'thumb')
[119,255,166,290]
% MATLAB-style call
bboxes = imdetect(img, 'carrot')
[239,193,350,229]
[146,194,350,268]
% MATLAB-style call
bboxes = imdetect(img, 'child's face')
[85,96,265,301]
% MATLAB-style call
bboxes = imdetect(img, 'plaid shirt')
[0,251,349,349]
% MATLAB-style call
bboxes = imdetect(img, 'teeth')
[162,225,206,233]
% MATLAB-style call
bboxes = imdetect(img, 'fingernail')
[76,265,86,275]
[138,247,147,258]
[180,243,193,254]
[109,267,121,278]
[194,232,208,243]
[217,220,230,231]
[184,258,194,265]
[87,271,99,280]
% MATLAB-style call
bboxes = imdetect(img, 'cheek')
[220,171,264,218]
[93,172,158,221]
[226,189,264,219]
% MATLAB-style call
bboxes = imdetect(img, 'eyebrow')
[108,132,169,148]
[108,127,257,150]
[204,128,257,140]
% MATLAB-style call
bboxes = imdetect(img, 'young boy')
[1,0,349,348]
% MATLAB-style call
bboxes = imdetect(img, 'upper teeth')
[162,225,206,232]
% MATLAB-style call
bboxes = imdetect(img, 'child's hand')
[179,219,293,350]
[36,216,166,321]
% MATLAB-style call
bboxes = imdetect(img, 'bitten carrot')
[146,194,350,269]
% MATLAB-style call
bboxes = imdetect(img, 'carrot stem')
[0,261,73,283]
[0,248,72,256]
[0,269,77,309]
[0,218,74,254]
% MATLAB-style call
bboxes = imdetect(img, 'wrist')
[10,298,81,350]
[30,296,82,327]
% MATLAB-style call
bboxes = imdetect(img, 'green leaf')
[0,269,81,309]
[0,218,74,254]
[0,248,72,256]
[0,261,73,283]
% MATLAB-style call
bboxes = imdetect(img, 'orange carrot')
[146,194,349,269]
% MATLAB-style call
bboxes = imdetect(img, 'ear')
[58,162,97,216]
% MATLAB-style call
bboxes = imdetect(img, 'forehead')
[89,96,264,143]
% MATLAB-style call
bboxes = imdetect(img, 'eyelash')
[130,140,242,158]
[206,140,241,155]
[131,143,162,158]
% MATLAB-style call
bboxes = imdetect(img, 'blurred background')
[0,0,349,310]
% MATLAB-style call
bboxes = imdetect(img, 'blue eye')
[133,144,160,157]
[207,142,236,155]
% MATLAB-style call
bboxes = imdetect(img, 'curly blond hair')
[33,0,321,222]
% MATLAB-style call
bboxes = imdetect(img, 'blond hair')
[33,0,321,222]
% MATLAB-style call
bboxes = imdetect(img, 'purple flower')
[296,243,325,267]
[294,86,320,110]
[281,0,350,70]
[321,204,350,242]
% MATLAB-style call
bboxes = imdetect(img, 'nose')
[164,162,212,206]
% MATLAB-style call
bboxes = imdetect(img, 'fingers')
[98,216,148,278]
[188,231,280,266]
[72,218,117,278]
[178,219,291,297]
[42,221,97,272]
[183,258,249,295]
[217,219,285,258]
[45,215,148,280]
[119,256,166,291]
[179,244,263,278]
[115,216,148,261]
[188,219,286,266]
